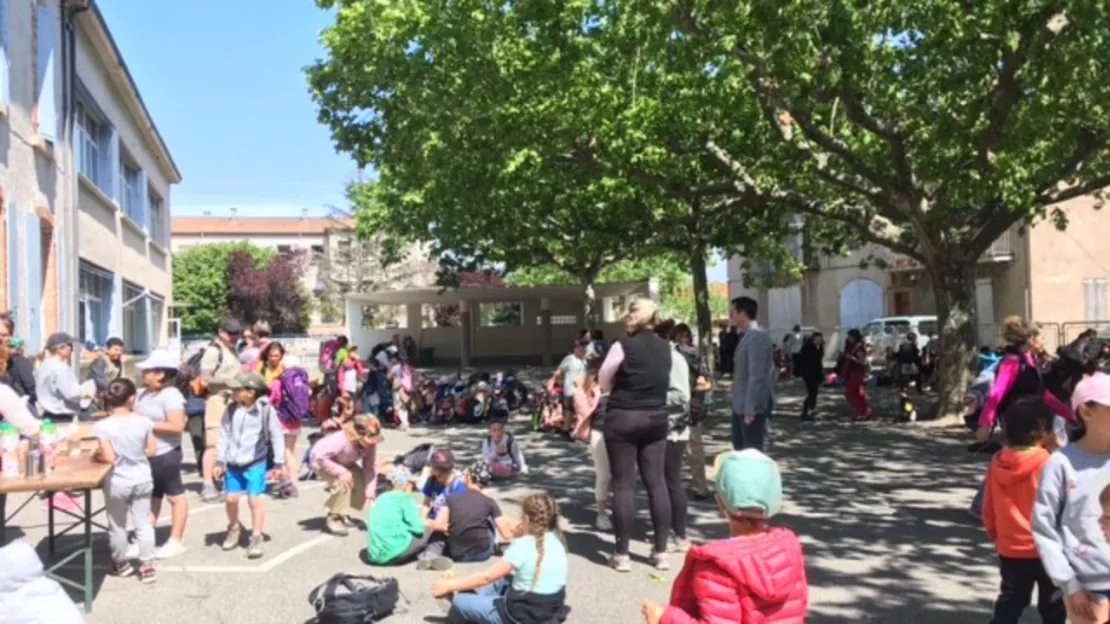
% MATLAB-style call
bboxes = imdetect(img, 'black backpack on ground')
[307,573,401,623]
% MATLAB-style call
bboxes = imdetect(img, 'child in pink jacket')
[309,414,381,537]
[641,450,808,624]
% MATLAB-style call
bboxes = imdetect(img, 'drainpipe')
[59,2,89,341]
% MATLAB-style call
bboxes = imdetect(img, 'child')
[213,372,285,559]
[0,541,89,624]
[572,361,611,531]
[366,465,435,565]
[93,379,157,583]
[389,354,414,430]
[422,449,467,521]
[340,346,365,399]
[481,419,528,479]
[418,460,519,570]
[641,449,807,624]
[981,397,1065,623]
[431,492,570,623]
[310,413,382,536]
[1034,372,1110,624]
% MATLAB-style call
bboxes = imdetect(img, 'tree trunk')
[928,258,979,422]
[690,245,714,366]
[581,270,601,329]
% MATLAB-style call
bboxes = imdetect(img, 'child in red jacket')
[641,449,808,624]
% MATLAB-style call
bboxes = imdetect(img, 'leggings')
[664,440,688,540]
[604,408,670,555]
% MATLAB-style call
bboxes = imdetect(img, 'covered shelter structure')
[344,280,658,367]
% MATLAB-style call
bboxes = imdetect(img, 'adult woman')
[672,323,711,500]
[797,332,825,421]
[657,320,692,555]
[134,349,190,560]
[598,297,673,572]
[257,342,300,498]
[841,329,872,421]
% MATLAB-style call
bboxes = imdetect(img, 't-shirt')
[134,387,186,456]
[504,532,568,594]
[422,473,466,519]
[558,354,586,398]
[94,414,153,488]
[446,489,501,558]
[367,491,427,564]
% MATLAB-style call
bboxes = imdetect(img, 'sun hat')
[228,371,268,392]
[464,459,492,487]
[1072,372,1110,411]
[348,413,383,446]
[713,449,782,519]
[387,464,414,489]
[136,349,181,371]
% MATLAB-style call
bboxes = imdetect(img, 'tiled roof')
[171,216,355,236]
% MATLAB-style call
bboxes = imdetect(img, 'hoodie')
[982,446,1051,558]
[0,541,87,624]
[661,527,807,624]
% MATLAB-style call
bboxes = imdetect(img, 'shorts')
[280,418,301,435]
[224,461,267,496]
[204,393,229,448]
[150,448,186,498]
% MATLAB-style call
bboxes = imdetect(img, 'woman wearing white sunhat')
[133,349,190,560]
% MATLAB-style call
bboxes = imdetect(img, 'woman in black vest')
[597,297,673,573]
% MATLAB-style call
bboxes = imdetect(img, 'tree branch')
[768,189,925,261]
[1038,175,1110,207]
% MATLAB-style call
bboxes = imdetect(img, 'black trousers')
[990,556,1065,624]
[801,377,820,417]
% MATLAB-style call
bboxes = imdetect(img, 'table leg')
[83,489,92,613]
[0,493,6,544]
[48,493,55,556]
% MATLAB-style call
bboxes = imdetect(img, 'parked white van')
[861,315,938,373]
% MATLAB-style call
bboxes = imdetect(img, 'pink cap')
[1071,372,1110,411]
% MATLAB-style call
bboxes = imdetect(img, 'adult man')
[197,319,244,502]
[0,313,35,407]
[729,297,775,451]
[88,337,125,397]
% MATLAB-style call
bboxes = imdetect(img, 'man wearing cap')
[197,319,245,502]
[35,333,93,421]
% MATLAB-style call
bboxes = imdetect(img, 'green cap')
[228,371,269,392]
[713,449,782,519]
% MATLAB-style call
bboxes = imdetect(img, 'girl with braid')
[432,492,571,623]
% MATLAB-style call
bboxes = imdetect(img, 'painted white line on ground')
[178,481,327,518]
[258,534,334,572]
[85,535,336,575]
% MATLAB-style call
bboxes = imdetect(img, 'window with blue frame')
[122,281,149,354]
[76,104,104,185]
[34,3,57,141]
[78,262,113,346]
[120,157,143,225]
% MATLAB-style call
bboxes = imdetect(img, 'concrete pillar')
[344,298,363,348]
[459,299,472,368]
[405,303,422,333]
[540,297,553,367]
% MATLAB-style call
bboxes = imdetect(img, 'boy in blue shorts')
[214,371,285,559]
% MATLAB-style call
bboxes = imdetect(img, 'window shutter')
[137,170,149,233]
[1084,278,1096,323]
[108,273,122,339]
[1098,278,1110,322]
[24,213,42,351]
[104,128,119,201]
[0,0,10,104]
[35,5,57,141]
[6,201,17,312]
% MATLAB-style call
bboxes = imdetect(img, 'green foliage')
[664,285,729,326]
[173,243,273,336]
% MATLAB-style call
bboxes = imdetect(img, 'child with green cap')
[640,449,808,624]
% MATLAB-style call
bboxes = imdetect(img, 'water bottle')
[1,425,20,478]
[26,446,43,478]
[40,419,57,473]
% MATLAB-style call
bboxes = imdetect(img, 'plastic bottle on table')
[40,419,57,473]
[1,424,20,478]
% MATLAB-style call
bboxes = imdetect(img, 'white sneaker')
[124,542,140,559]
[595,514,613,531]
[154,539,186,560]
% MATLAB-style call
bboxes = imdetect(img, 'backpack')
[307,573,401,624]
[276,367,312,422]
[185,342,224,398]
[395,442,435,473]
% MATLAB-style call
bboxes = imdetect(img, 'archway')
[839,278,884,331]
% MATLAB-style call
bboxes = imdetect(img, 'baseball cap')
[228,371,268,391]
[44,332,77,351]
[387,465,414,489]
[1072,372,1110,411]
[429,449,456,470]
[220,318,243,335]
[465,459,492,487]
[713,449,782,519]
[136,349,181,371]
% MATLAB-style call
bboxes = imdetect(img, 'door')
[975,278,995,347]
[767,285,802,338]
[839,279,884,331]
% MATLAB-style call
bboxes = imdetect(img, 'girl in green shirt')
[367,466,434,565]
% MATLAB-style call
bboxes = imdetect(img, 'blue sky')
[97,0,728,281]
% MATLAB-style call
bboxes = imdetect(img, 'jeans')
[731,412,770,451]
[449,577,510,624]
[104,480,155,563]
[604,409,670,555]
[970,477,986,518]
[990,556,1065,624]
[664,441,687,540]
